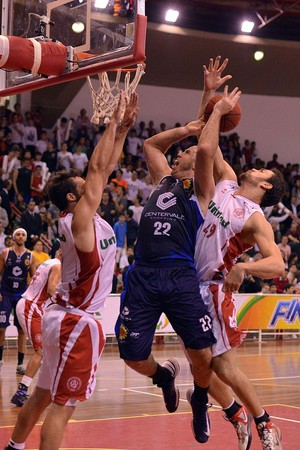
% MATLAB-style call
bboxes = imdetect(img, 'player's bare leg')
[40,403,75,450]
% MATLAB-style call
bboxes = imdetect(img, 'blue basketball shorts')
[0,292,23,328]
[115,264,216,361]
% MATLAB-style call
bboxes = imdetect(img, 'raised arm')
[71,94,125,247]
[143,121,204,186]
[222,213,285,293]
[105,92,139,177]
[195,86,241,214]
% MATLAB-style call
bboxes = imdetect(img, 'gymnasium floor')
[0,340,299,449]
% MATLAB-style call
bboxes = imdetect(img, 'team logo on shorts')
[233,208,245,219]
[35,334,42,343]
[66,377,82,392]
[121,306,129,316]
[119,324,128,341]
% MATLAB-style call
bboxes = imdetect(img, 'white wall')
[63,80,300,165]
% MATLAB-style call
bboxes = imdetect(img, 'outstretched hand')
[214,85,241,116]
[111,90,126,125]
[203,56,232,92]
[119,91,139,132]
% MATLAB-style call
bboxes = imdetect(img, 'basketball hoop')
[87,63,145,124]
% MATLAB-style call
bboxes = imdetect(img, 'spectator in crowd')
[35,130,49,155]
[56,142,74,171]
[42,142,57,173]
[126,208,139,247]
[137,120,148,141]
[0,198,9,229]
[277,234,291,263]
[140,173,153,205]
[99,190,116,226]
[286,221,300,257]
[32,239,50,267]
[13,158,32,203]
[72,144,89,174]
[266,153,282,170]
[126,170,143,204]
[128,195,144,224]
[0,147,18,181]
[111,169,128,191]
[20,199,43,250]
[23,118,37,153]
[126,128,142,161]
[30,165,44,202]
[113,213,127,271]
[113,185,128,217]
[74,108,92,137]
[269,283,278,294]
[273,269,290,293]
[10,113,25,147]
[0,220,7,252]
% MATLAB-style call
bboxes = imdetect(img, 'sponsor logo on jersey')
[119,324,128,341]
[208,200,230,228]
[66,376,82,392]
[35,334,42,343]
[12,266,22,277]
[182,178,192,190]
[24,258,31,266]
[156,192,177,210]
[129,331,140,338]
[233,208,245,219]
[100,235,116,250]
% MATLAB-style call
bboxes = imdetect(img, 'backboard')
[0,0,146,96]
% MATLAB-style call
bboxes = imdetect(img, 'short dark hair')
[260,168,285,207]
[48,169,81,211]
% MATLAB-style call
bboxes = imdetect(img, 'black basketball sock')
[254,410,270,425]
[193,383,209,402]
[223,400,242,419]
[17,352,24,365]
[0,345,4,361]
[151,363,172,387]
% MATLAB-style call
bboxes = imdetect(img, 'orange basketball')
[204,95,241,132]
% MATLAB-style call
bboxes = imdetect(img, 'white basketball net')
[87,63,145,124]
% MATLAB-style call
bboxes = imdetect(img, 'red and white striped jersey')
[195,179,264,281]
[22,258,61,307]
[55,212,116,313]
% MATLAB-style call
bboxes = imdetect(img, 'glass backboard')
[0,0,146,96]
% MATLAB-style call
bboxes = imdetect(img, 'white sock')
[8,439,25,449]
[20,375,33,388]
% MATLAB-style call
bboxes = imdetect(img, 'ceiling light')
[254,50,264,61]
[165,9,179,23]
[241,20,255,33]
[94,0,109,8]
[72,21,85,33]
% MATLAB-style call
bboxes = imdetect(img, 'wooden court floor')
[0,339,299,449]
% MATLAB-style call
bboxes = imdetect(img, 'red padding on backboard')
[0,14,147,96]
[0,36,67,76]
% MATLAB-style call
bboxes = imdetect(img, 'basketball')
[204,95,241,132]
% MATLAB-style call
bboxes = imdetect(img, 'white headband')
[12,228,27,239]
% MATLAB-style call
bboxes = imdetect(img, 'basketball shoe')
[226,406,253,450]
[186,387,211,443]
[16,364,26,375]
[11,387,29,407]
[159,359,180,413]
[256,421,283,450]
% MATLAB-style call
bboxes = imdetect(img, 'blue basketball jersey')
[134,176,203,267]
[1,249,32,294]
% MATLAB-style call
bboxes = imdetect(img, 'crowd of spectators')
[1,100,300,295]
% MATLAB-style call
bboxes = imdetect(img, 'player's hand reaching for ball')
[214,85,242,116]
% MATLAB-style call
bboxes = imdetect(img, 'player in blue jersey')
[0,228,36,375]
[115,81,241,445]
